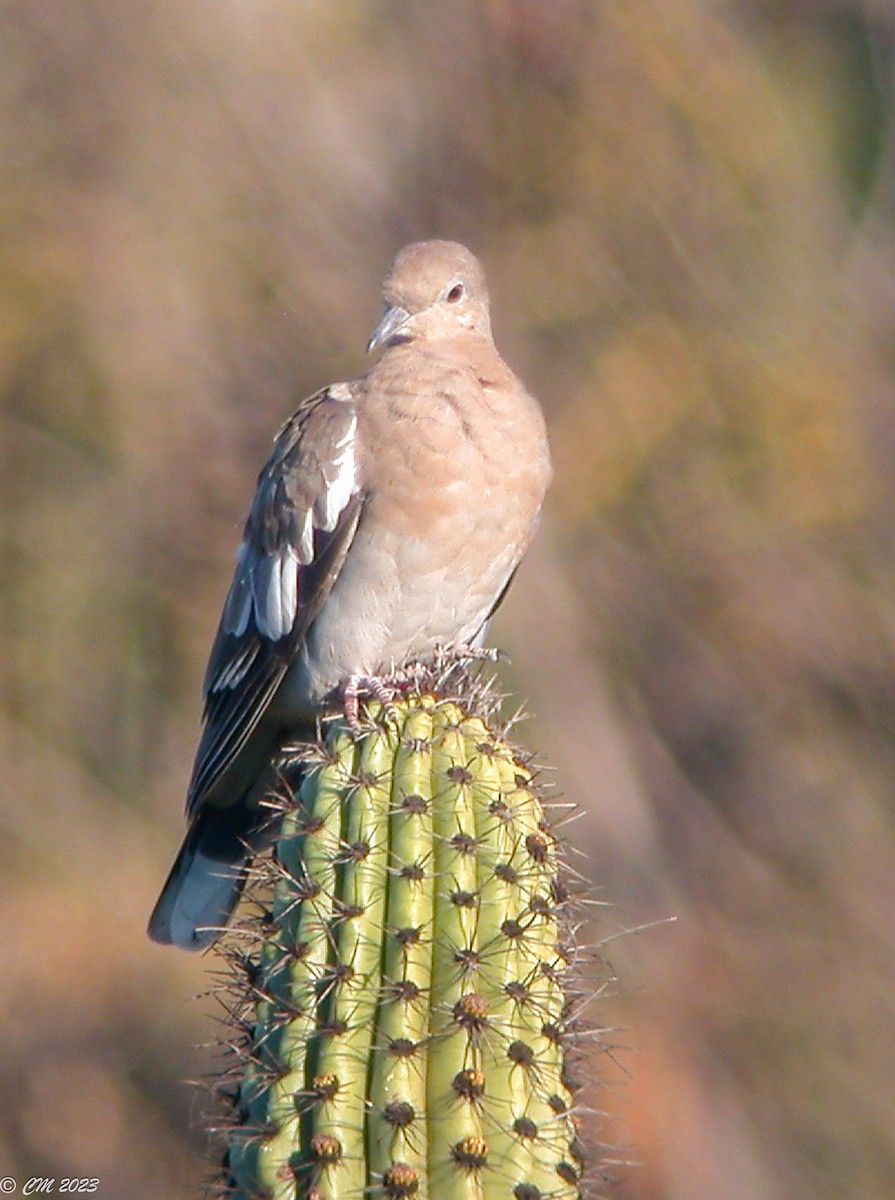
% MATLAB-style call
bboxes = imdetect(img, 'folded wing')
[187,385,362,813]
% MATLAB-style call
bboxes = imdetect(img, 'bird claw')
[342,674,402,730]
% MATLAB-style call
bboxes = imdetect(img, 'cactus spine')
[222,691,584,1200]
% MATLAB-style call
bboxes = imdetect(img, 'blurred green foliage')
[2,2,895,1197]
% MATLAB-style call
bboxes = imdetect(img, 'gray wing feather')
[187,386,360,814]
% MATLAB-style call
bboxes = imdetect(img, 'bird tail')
[147,801,276,952]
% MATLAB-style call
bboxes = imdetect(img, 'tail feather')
[147,803,274,951]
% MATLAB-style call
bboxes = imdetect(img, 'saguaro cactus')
[218,683,586,1200]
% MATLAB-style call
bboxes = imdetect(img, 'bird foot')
[341,648,503,730]
[342,673,405,730]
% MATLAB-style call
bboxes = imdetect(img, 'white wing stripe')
[249,548,302,641]
[298,508,315,563]
[266,553,284,639]
[317,414,357,531]
[281,550,299,628]
[214,642,258,690]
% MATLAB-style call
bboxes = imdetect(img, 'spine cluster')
[222,694,585,1200]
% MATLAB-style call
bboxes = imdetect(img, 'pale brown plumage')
[148,240,552,950]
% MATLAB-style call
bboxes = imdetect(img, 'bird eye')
[445,282,465,303]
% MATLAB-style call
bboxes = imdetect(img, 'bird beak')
[367,305,411,354]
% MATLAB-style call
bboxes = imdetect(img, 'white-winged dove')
[148,240,552,950]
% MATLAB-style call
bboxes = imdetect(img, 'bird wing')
[186,385,362,814]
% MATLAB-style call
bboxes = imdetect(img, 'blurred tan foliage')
[2,2,895,1197]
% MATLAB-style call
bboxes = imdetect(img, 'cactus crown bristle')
[214,675,597,1200]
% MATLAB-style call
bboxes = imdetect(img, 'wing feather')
[187,385,362,814]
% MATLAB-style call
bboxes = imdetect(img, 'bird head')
[367,240,492,354]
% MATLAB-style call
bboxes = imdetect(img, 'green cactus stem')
[219,685,586,1200]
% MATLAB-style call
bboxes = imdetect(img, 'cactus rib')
[221,687,585,1200]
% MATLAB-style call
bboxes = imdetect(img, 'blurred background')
[2,1,895,1197]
